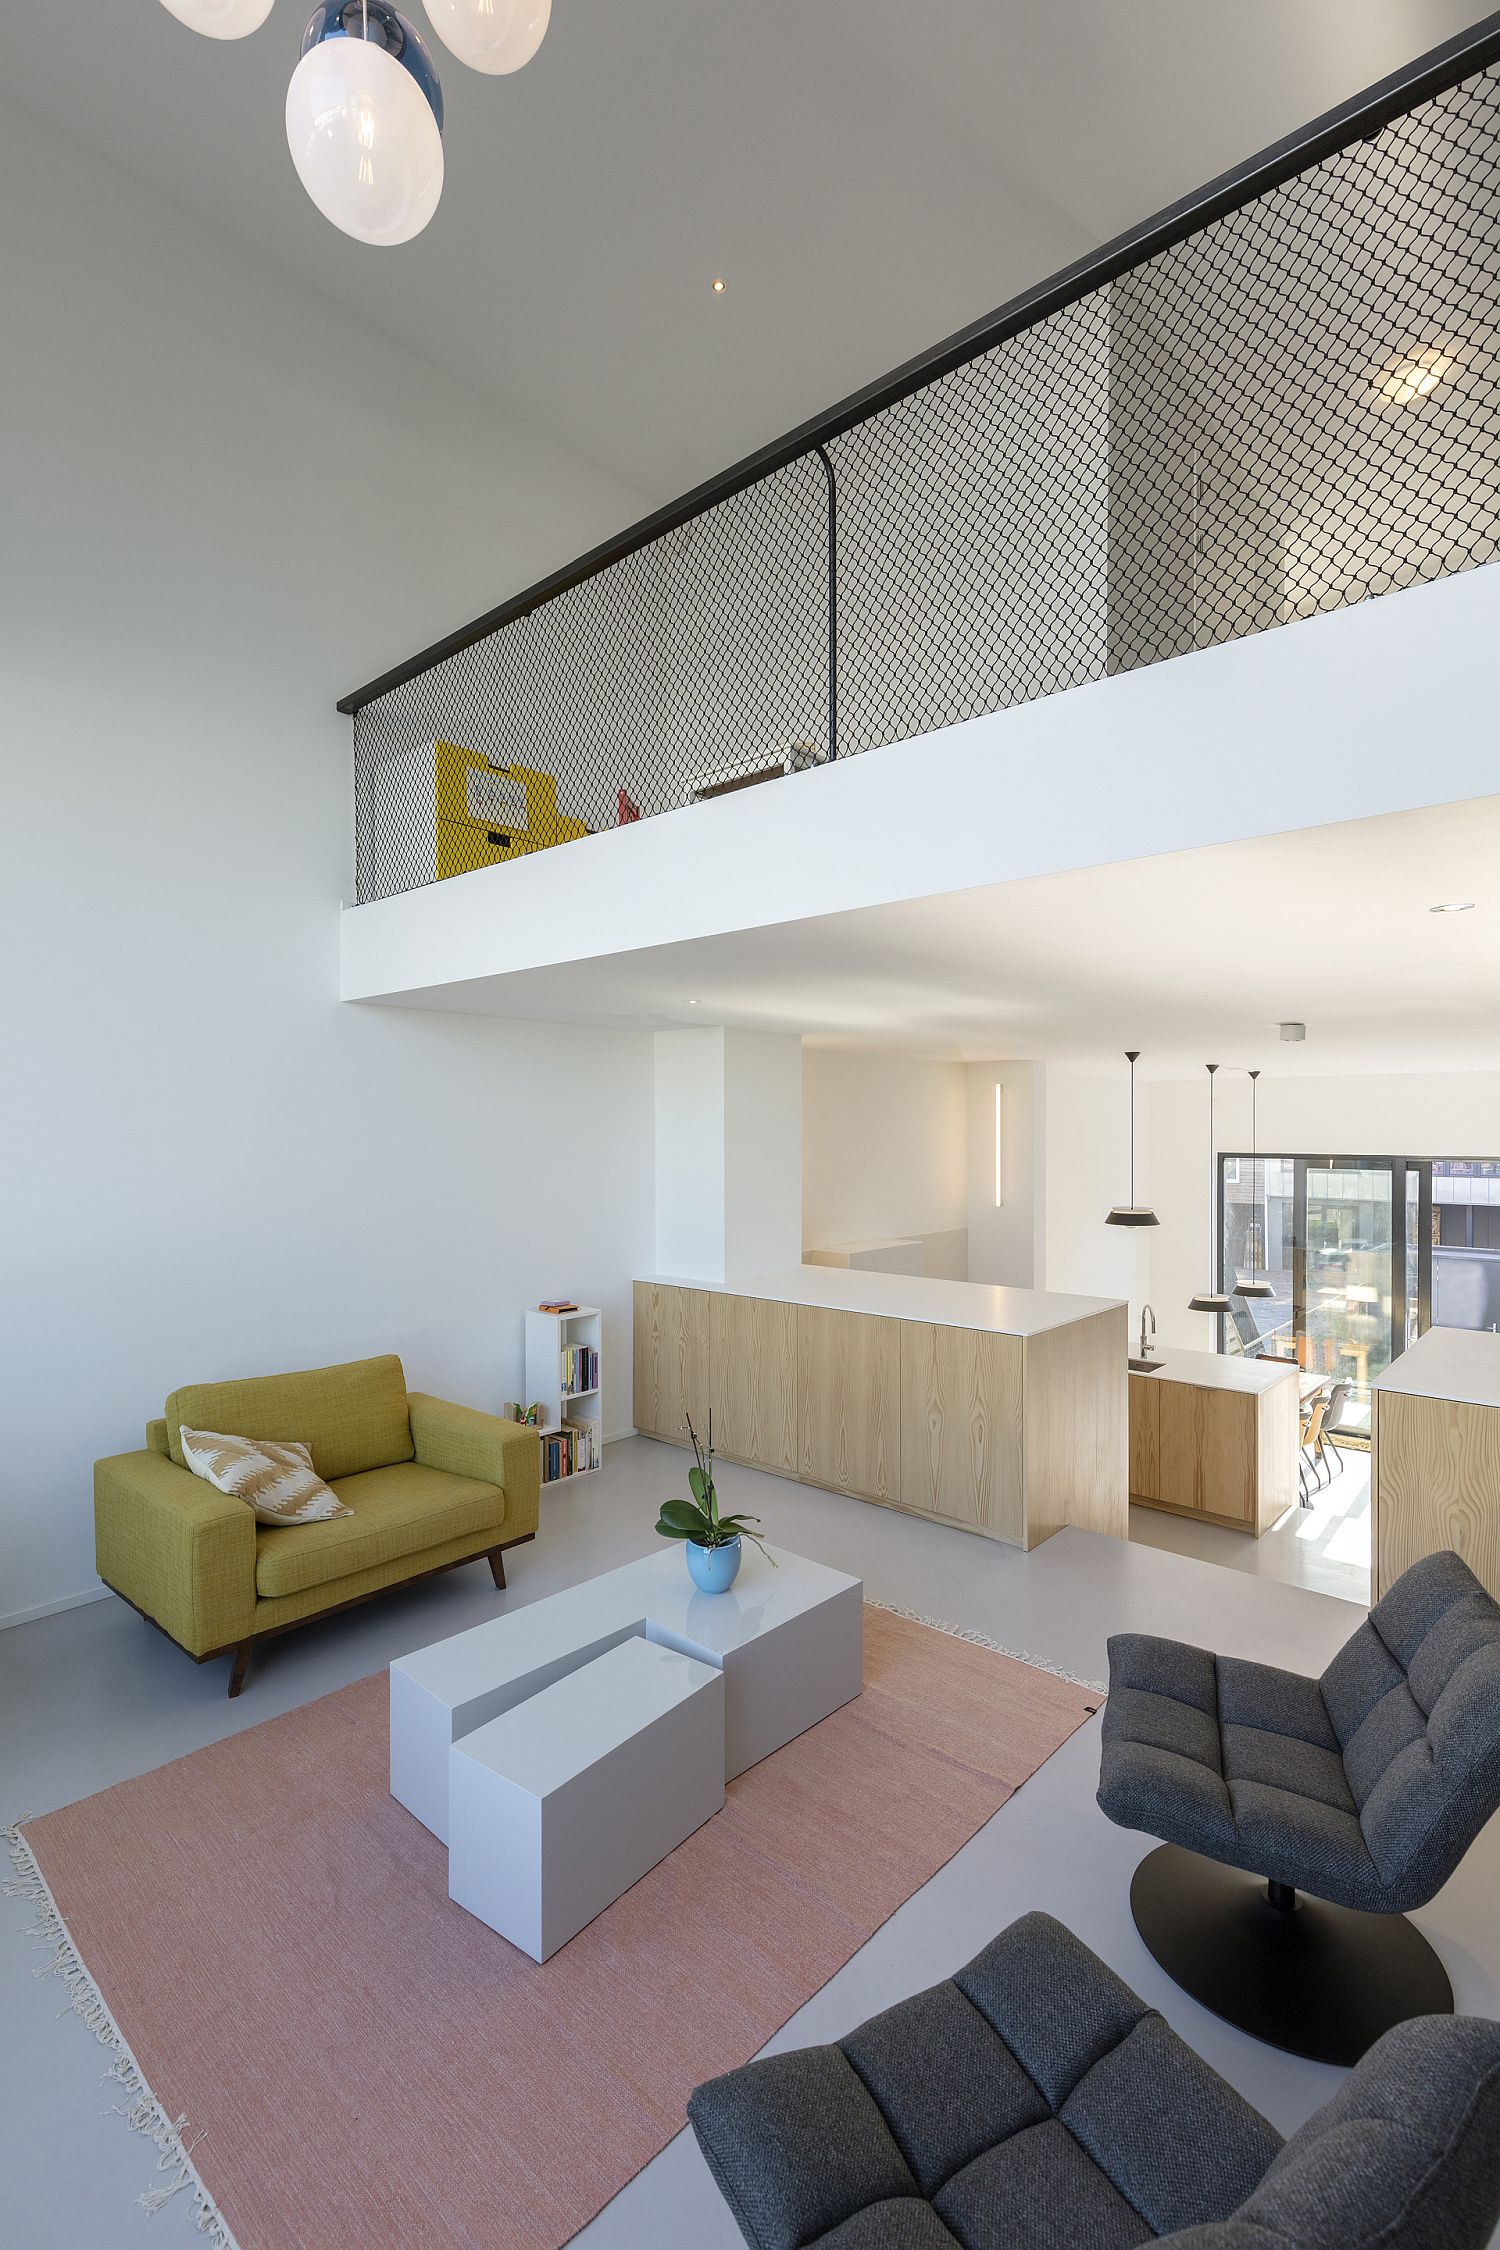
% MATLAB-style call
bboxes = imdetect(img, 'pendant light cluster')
[159,0,551,245]
[1105,1051,1159,1228]
[1104,1047,1277,1324]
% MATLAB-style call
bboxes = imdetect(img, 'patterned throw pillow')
[179,1426,352,1526]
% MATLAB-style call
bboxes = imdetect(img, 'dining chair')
[1299,1396,1330,1504]
[1317,1379,1351,1480]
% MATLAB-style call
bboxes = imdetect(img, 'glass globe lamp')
[159,0,276,34]
[286,3,444,245]
[424,0,551,73]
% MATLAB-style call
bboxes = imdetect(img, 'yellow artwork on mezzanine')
[434,741,589,880]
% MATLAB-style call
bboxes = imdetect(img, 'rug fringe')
[866,1600,1106,1696]
[4,1820,239,2246]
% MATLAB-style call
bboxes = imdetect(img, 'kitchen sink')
[1128,1357,1166,1373]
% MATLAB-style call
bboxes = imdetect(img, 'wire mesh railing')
[347,27,1500,905]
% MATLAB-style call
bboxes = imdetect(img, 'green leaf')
[687,1466,709,1505]
[654,1519,695,1541]
[660,1497,709,1532]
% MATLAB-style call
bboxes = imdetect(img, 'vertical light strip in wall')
[994,1083,1005,1206]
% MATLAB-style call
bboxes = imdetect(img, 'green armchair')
[94,1355,541,1695]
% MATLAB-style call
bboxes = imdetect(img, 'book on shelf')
[561,1344,599,1394]
[538,1299,578,1315]
[541,1417,600,1483]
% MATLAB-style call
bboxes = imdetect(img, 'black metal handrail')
[338,11,1500,717]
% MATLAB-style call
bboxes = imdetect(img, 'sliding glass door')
[1297,1160,1401,1394]
[1222,1153,1407,1422]
[1223,1154,1500,1407]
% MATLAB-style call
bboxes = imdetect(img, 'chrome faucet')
[1140,1304,1157,1362]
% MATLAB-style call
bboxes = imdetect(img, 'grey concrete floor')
[1129,1445,1372,1607]
[2,1437,1495,2250]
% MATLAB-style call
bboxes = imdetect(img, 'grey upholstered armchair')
[687,1913,1500,2250]
[1096,1549,1500,2062]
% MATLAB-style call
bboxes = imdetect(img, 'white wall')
[654,1029,803,1283]
[723,1032,804,1280]
[966,1061,1046,1288]
[1042,1068,1152,1329]
[1145,1069,1500,1352]
[0,97,655,1625]
[653,1031,730,1282]
[802,1050,967,1257]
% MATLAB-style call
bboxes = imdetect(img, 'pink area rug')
[14,1608,1096,2250]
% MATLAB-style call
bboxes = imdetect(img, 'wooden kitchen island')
[1373,1326,1500,1601]
[1128,1347,1300,1535]
[633,1269,1127,1550]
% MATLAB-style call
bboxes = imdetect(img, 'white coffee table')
[391,1541,862,1846]
[448,1636,726,1961]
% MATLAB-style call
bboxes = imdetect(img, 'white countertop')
[640,1266,1123,1339]
[1129,1345,1301,1396]
[1374,1326,1500,1410]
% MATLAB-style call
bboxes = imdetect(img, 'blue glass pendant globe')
[299,3,444,133]
[288,2,445,244]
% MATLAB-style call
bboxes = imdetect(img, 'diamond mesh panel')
[354,63,1500,903]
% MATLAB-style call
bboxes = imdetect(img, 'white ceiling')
[387,796,1500,1076]
[7,1,1484,502]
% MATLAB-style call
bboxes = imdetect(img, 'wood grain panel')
[631,1282,711,1446]
[1128,1373,1162,1500]
[708,1293,798,1475]
[899,1321,1025,1543]
[1022,1306,1128,1548]
[796,1305,901,1503]
[1374,1390,1500,1602]
[1154,1379,1254,1522]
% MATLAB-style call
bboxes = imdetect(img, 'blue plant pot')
[685,1536,742,1594]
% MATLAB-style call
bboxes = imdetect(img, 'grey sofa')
[1095,1550,1500,2062]
[687,1912,1500,2250]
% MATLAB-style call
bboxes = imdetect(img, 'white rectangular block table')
[448,1636,725,1962]
[391,1544,863,1845]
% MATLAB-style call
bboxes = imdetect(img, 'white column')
[653,1028,802,1284]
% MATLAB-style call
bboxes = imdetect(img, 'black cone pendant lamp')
[1105,1050,1159,1228]
[1235,1069,1276,1299]
[1188,1063,1232,1314]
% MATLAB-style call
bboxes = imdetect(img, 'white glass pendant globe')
[424,0,550,74]
[159,0,276,36]
[287,20,443,245]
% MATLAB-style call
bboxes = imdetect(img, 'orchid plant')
[654,1415,775,1563]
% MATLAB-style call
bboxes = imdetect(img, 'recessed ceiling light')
[710,277,728,295]
[687,998,701,1005]
[1429,900,1475,914]
[1375,348,1454,405]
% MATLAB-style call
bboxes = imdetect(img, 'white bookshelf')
[524,1305,603,1485]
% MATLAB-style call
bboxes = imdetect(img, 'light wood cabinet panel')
[1153,1380,1254,1523]
[796,1305,901,1503]
[1132,1366,1294,1534]
[1128,1372,1161,1499]
[632,1282,712,1444]
[708,1293,798,1475]
[899,1321,1025,1541]
[1023,1307,1130,1544]
[632,1276,1128,1552]
[1374,1391,1500,1601]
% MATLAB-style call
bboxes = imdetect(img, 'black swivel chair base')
[1130,1843,1453,2067]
